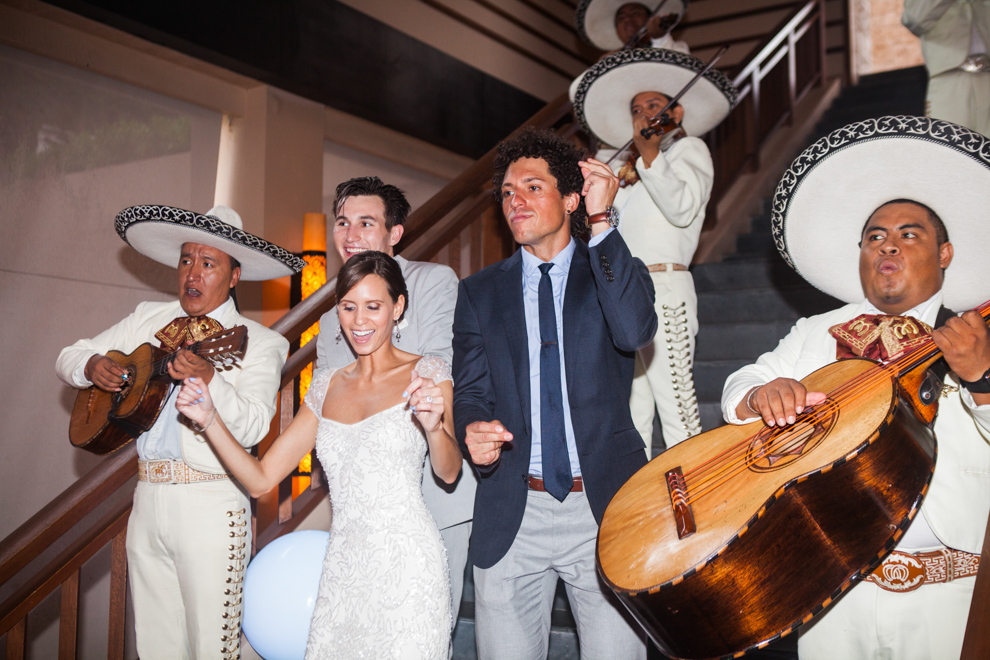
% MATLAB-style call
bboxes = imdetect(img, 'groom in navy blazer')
[453,128,657,659]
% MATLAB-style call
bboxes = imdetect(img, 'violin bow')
[604,44,730,166]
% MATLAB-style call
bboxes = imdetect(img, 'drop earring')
[393,320,401,342]
[335,324,342,343]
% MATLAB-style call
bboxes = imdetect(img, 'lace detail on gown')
[302,359,452,659]
[413,354,452,386]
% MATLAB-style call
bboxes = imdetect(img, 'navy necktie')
[538,262,572,501]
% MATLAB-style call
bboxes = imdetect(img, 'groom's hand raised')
[465,421,513,467]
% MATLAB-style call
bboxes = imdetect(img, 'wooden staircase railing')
[0,3,830,653]
[705,0,826,228]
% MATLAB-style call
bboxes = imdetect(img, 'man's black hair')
[492,127,588,236]
[863,199,950,245]
[333,176,412,230]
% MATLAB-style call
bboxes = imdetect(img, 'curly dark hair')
[492,127,589,236]
[335,250,409,323]
[333,176,411,230]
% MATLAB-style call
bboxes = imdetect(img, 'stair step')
[694,359,750,401]
[696,320,798,361]
[452,618,580,660]
[734,230,777,255]
[697,286,841,324]
[699,401,725,432]
[693,258,807,292]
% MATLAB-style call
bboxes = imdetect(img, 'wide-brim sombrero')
[576,0,687,51]
[115,205,306,281]
[771,116,990,311]
[572,48,737,146]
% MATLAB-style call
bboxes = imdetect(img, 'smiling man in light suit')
[315,176,477,636]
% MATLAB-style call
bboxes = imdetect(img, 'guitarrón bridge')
[665,467,696,539]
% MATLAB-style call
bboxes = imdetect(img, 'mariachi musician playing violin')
[722,117,990,660]
[572,48,737,454]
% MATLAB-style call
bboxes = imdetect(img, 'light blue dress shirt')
[138,297,235,460]
[522,228,614,478]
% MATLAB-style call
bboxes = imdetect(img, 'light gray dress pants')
[472,489,646,660]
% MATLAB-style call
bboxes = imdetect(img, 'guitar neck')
[150,339,207,378]
[891,300,990,376]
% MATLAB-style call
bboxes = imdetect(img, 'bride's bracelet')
[192,409,217,434]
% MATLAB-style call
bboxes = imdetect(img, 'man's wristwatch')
[586,206,619,229]
[960,367,990,394]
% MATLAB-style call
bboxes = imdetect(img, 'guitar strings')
[671,301,990,506]
[680,356,920,504]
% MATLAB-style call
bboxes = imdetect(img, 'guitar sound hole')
[747,400,838,472]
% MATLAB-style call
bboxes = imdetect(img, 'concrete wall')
[849,0,924,79]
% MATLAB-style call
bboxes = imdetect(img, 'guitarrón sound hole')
[747,400,838,472]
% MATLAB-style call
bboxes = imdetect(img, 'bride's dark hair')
[335,251,410,322]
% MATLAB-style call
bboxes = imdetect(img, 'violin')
[641,111,678,140]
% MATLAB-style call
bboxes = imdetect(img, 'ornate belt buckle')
[148,459,175,484]
[871,551,926,592]
[961,54,990,73]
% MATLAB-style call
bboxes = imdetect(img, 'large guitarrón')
[594,301,990,660]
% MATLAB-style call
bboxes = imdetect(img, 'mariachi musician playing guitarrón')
[56,205,304,660]
[722,116,990,660]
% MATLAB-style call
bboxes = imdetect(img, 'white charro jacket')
[721,300,990,555]
[56,299,288,474]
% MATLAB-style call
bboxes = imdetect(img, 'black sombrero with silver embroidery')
[771,115,990,311]
[572,47,737,147]
[115,205,306,281]
[576,0,687,51]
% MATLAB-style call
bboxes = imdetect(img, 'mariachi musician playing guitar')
[721,117,990,660]
[56,204,303,660]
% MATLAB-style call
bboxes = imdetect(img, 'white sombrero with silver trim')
[572,47,737,147]
[115,205,306,281]
[576,0,687,51]
[771,116,990,311]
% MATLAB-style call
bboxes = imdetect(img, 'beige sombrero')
[115,205,306,281]
[771,116,990,311]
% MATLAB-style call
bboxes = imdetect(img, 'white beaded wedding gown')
[303,356,452,660]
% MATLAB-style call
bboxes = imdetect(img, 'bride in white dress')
[176,251,462,659]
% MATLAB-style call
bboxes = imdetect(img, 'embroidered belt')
[528,475,583,492]
[647,263,688,272]
[138,459,229,484]
[867,548,979,592]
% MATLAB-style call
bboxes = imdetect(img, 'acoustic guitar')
[69,326,248,455]
[597,301,990,660]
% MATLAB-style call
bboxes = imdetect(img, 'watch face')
[606,206,619,227]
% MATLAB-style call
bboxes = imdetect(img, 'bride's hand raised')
[405,370,443,432]
[176,376,217,430]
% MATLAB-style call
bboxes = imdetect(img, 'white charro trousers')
[630,269,701,457]
[127,479,250,660]
[798,576,976,660]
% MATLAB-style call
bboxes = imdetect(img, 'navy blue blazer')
[453,230,657,568]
